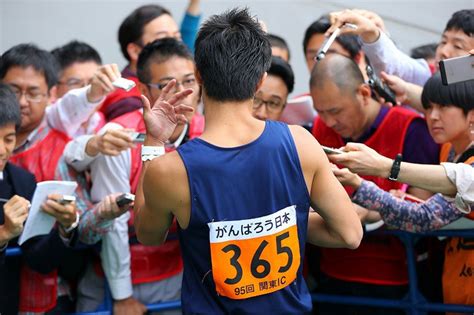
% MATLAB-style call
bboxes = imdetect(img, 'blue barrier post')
[6,247,21,256]
[397,232,422,315]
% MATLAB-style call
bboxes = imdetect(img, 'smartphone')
[322,145,344,155]
[439,54,474,85]
[129,132,146,143]
[58,195,76,205]
[116,193,135,207]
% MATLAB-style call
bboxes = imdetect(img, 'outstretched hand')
[97,193,133,220]
[328,142,392,178]
[87,63,121,102]
[327,9,381,43]
[86,128,136,157]
[379,72,408,106]
[331,163,362,188]
[141,80,195,145]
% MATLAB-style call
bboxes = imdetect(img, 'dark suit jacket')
[1,162,90,313]
[0,163,36,315]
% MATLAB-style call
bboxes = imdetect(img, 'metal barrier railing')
[311,229,474,315]
[6,229,474,314]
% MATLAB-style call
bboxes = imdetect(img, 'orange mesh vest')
[312,107,420,285]
[440,143,474,306]
[10,126,70,312]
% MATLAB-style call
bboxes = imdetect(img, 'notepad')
[18,181,77,245]
[279,94,317,126]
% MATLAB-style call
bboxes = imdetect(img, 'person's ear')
[48,86,57,104]
[358,83,372,105]
[127,43,142,64]
[194,67,203,86]
[468,109,474,122]
[138,82,148,96]
[194,68,204,102]
[468,110,474,134]
[255,72,268,93]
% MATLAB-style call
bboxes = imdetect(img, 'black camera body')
[366,65,397,105]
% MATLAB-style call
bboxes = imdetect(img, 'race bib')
[208,206,300,299]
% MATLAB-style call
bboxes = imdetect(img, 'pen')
[316,27,341,61]
[0,198,31,208]
[315,23,358,61]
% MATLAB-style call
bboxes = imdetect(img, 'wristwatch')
[141,146,165,161]
[388,154,403,181]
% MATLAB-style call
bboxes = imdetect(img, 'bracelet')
[141,146,165,162]
[454,194,472,214]
[388,154,403,181]
[62,211,80,234]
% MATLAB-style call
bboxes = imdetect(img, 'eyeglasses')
[147,78,197,92]
[253,96,285,113]
[58,78,91,90]
[10,87,47,103]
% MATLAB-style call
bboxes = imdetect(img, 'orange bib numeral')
[208,206,300,299]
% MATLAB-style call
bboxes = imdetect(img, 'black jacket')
[0,163,36,315]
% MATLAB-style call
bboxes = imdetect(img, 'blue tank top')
[177,120,312,314]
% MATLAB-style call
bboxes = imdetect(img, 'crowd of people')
[0,1,473,314]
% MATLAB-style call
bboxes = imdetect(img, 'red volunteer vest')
[10,128,70,182]
[99,76,141,120]
[439,143,474,306]
[312,107,420,285]
[109,110,204,284]
[10,127,70,312]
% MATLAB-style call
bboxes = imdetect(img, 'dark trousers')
[44,295,76,315]
[315,273,408,315]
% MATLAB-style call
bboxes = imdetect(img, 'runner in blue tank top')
[133,8,363,314]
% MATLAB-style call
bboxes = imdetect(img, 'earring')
[470,123,474,135]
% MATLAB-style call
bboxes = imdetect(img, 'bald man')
[309,54,439,315]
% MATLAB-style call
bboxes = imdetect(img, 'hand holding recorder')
[85,128,137,157]
[86,63,122,103]
[42,194,79,233]
[326,142,393,178]
[97,193,135,220]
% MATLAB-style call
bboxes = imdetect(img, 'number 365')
[222,231,293,285]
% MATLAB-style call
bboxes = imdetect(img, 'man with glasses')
[51,40,105,137]
[0,43,120,181]
[52,41,102,98]
[0,43,120,313]
[327,9,473,86]
[253,57,294,121]
[65,38,202,314]
[100,1,201,121]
